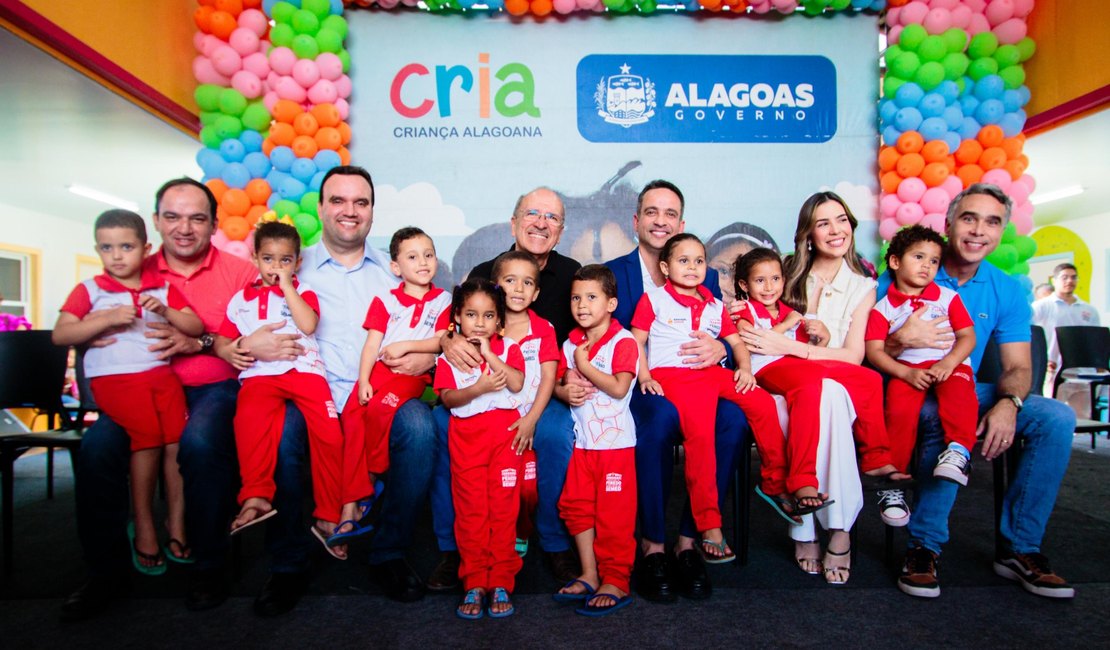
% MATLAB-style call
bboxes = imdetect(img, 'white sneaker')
[933,446,971,486]
[878,489,910,527]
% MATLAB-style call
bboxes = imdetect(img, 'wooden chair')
[1052,325,1110,448]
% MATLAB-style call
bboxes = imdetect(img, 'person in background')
[1032,263,1101,382]
[1032,283,1053,301]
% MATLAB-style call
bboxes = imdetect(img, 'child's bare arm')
[163,306,205,337]
[929,326,977,382]
[440,368,504,409]
[574,346,634,399]
[282,287,319,336]
[631,327,662,395]
[866,339,931,390]
[52,308,134,346]
[357,330,385,404]
[483,350,525,393]
[770,311,803,334]
[381,335,444,360]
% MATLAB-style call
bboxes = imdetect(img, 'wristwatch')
[198,333,215,351]
[998,393,1024,411]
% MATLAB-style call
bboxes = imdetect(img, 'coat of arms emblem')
[595,64,656,128]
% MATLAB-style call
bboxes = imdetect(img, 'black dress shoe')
[254,571,310,617]
[673,549,712,600]
[60,575,131,622]
[186,567,228,612]
[635,552,677,603]
[369,558,425,603]
[425,551,461,592]
[546,549,580,585]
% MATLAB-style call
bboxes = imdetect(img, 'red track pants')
[234,371,346,523]
[341,364,428,475]
[654,366,783,533]
[90,366,186,451]
[757,357,894,479]
[558,447,637,593]
[886,360,979,472]
[449,408,523,593]
[517,449,538,541]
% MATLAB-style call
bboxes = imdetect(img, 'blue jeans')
[632,390,749,543]
[907,384,1075,555]
[431,401,575,553]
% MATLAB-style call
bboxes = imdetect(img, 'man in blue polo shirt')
[880,183,1075,600]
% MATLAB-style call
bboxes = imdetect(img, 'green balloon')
[889,52,921,79]
[917,35,947,63]
[1013,235,1037,260]
[199,110,221,127]
[293,213,321,241]
[986,243,1018,270]
[884,44,904,63]
[338,49,351,75]
[1015,37,1036,62]
[941,52,969,81]
[1008,260,1030,277]
[241,102,272,132]
[218,88,247,117]
[639,0,657,12]
[942,28,968,54]
[802,0,825,15]
[898,24,928,52]
[270,1,297,24]
[213,115,244,141]
[291,9,320,35]
[269,23,295,48]
[955,77,966,95]
[299,192,320,215]
[321,15,349,41]
[1001,222,1017,244]
[301,0,332,19]
[273,199,300,218]
[967,32,999,59]
[315,28,342,54]
[993,44,1021,69]
[883,76,907,100]
[831,0,851,10]
[195,84,222,112]
[199,125,221,149]
[304,229,322,248]
[967,57,999,81]
[999,65,1026,90]
[291,34,320,60]
[914,61,945,90]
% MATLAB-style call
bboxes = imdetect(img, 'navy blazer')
[604,248,723,330]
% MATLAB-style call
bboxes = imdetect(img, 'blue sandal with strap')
[327,479,386,548]
[456,588,485,621]
[487,587,515,619]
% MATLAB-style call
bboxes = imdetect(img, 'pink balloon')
[274,76,307,103]
[193,32,207,53]
[242,52,270,79]
[950,5,972,29]
[920,187,950,215]
[880,193,903,220]
[993,18,1027,45]
[879,217,901,241]
[888,26,903,45]
[193,56,230,86]
[224,241,251,259]
[887,7,901,25]
[211,45,243,77]
[333,75,352,99]
[378,0,400,8]
[964,0,988,12]
[552,0,575,12]
[967,13,991,35]
[930,0,959,10]
[900,1,930,26]
[263,91,279,112]
[1008,180,1030,204]
[229,28,260,57]
[238,8,269,36]
[771,0,798,13]
[576,0,597,8]
[335,97,350,121]
[921,212,948,234]
[211,229,230,249]
[1016,173,1035,194]
[268,47,297,76]
[231,70,263,98]
[199,34,223,58]
[985,0,1015,27]
[307,79,338,105]
[316,53,343,81]
[981,168,1012,191]
[292,59,321,89]
[895,201,925,226]
[1011,0,1034,19]
[266,70,281,89]
[897,177,928,203]
[941,175,964,199]
[923,9,952,35]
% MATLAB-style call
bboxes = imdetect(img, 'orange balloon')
[245,178,271,205]
[700,0,724,9]
[216,206,228,224]
[336,121,352,145]
[221,189,251,217]
[954,139,983,165]
[194,5,215,32]
[293,112,319,137]
[977,125,1004,148]
[505,0,529,15]
[310,104,341,128]
[896,131,924,155]
[921,162,950,188]
[215,0,243,16]
[880,171,903,194]
[531,0,553,15]
[878,146,900,173]
[1003,159,1026,181]
[956,164,984,187]
[245,204,267,227]
[944,155,957,173]
[208,10,237,40]
[206,178,229,202]
[198,0,217,7]
[979,146,1007,170]
[243,0,262,8]
[291,135,318,159]
[272,100,302,125]
[921,140,950,163]
[1018,154,1030,168]
[262,139,276,156]
[222,216,250,242]
[338,146,351,166]
[269,122,296,147]
[314,127,342,151]
[896,153,925,179]
[1000,137,1023,160]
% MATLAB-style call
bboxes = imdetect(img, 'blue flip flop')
[127,522,167,577]
[553,578,596,603]
[575,593,633,617]
[755,485,804,526]
[456,588,485,621]
[355,479,387,521]
[326,518,374,547]
[487,587,515,619]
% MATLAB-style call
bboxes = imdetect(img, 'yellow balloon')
[1031,225,1093,302]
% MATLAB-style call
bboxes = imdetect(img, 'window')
[0,244,41,327]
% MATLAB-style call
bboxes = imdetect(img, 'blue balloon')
[196,148,226,178]
[894,82,925,109]
[313,149,341,171]
[278,177,307,201]
[243,152,272,179]
[329,0,344,14]
[960,76,976,98]
[267,192,280,209]
[882,125,903,147]
[942,105,964,130]
[262,0,282,17]
[958,116,982,140]
[973,74,1005,101]
[1001,89,1023,113]
[919,117,949,142]
[937,80,961,104]
[290,158,317,184]
[919,93,947,119]
[219,138,246,163]
[851,0,870,8]
[221,162,251,189]
[310,170,326,192]
[975,98,1005,125]
[240,130,264,153]
[999,112,1025,137]
[943,131,962,155]
[1016,85,1031,107]
[270,146,296,172]
[894,107,924,132]
[265,169,289,190]
[959,94,980,115]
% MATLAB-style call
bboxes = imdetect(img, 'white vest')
[434,337,525,419]
[561,322,638,450]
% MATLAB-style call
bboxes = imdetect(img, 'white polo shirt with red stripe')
[865,281,974,365]
[434,336,526,419]
[631,281,736,370]
[60,270,190,378]
[515,310,559,417]
[219,277,326,380]
[737,300,809,374]
[559,319,639,450]
[362,283,451,348]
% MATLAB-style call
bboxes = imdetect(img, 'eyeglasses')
[519,209,564,227]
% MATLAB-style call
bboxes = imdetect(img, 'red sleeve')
[947,295,974,331]
[299,289,320,317]
[556,346,569,381]
[630,294,655,331]
[433,307,451,332]
[864,309,891,342]
[737,304,756,325]
[537,327,559,364]
[506,343,526,373]
[718,303,737,337]
[165,284,190,311]
[60,284,92,318]
[218,315,243,339]
[433,357,457,393]
[362,297,390,333]
[610,338,639,375]
[795,322,810,343]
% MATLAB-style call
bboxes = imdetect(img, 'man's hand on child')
[442,331,484,371]
[145,322,194,360]
[138,295,167,316]
[508,417,536,454]
[897,307,955,350]
[471,336,492,359]
[241,321,305,362]
[733,368,757,393]
[679,331,727,369]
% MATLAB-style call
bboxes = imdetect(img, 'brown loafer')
[425,551,461,592]
[546,549,580,585]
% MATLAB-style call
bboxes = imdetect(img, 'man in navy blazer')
[602,180,749,601]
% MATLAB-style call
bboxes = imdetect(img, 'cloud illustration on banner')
[374,183,474,236]
[819,181,878,223]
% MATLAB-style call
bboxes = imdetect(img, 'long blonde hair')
[782,192,868,313]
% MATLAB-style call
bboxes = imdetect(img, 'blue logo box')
[577,54,837,144]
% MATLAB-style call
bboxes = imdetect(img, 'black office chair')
[0,330,83,575]
[1053,326,1110,448]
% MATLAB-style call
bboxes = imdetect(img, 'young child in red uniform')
[335,227,451,544]
[553,265,639,617]
[731,247,909,533]
[865,225,978,486]
[53,209,204,576]
[434,279,526,620]
[631,234,784,564]
[491,251,559,555]
[217,222,369,560]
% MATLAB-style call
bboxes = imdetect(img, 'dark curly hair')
[491,250,539,282]
[886,225,946,274]
[450,278,506,333]
[732,247,784,301]
[574,264,618,299]
[254,221,301,255]
[389,226,433,260]
[659,233,704,267]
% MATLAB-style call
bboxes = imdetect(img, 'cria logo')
[390,53,540,119]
